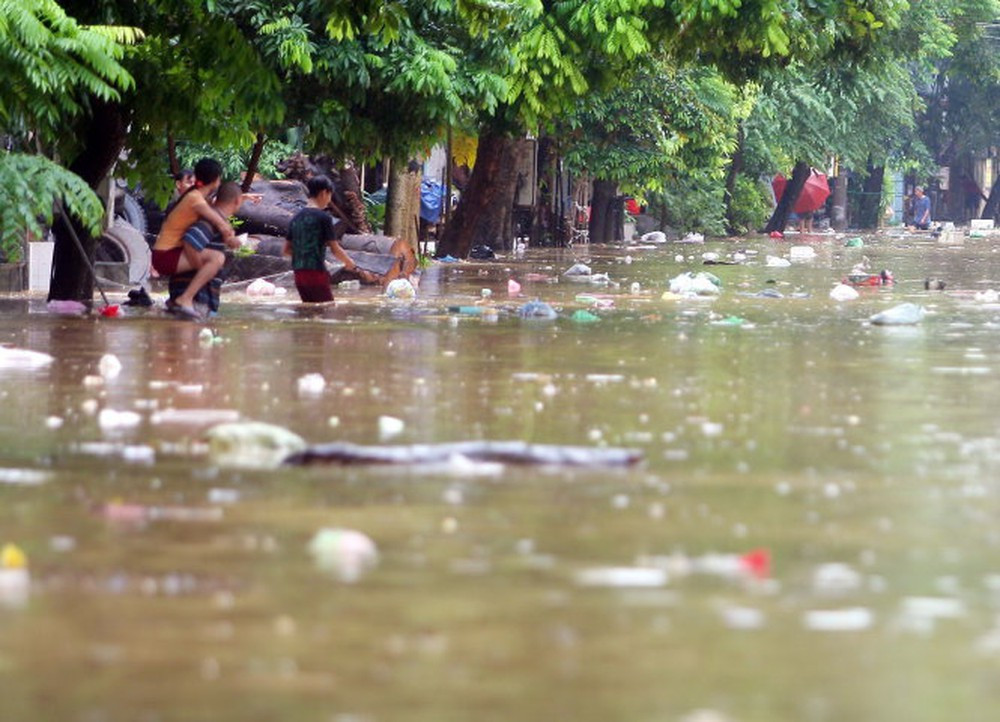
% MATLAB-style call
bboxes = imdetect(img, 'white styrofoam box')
[28,242,54,292]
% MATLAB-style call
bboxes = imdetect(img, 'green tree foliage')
[0,0,135,261]
[563,61,741,192]
[0,155,104,261]
[0,0,136,136]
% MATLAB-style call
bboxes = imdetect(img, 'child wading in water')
[285,175,374,302]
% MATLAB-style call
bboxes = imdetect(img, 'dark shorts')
[152,247,183,275]
[294,269,333,303]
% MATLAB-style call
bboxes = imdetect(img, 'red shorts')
[294,269,333,303]
[152,247,184,275]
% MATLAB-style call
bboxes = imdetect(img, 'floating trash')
[98,408,142,432]
[829,283,859,301]
[641,231,667,244]
[680,232,705,244]
[870,303,925,326]
[574,566,668,588]
[571,310,601,324]
[845,269,893,286]
[206,421,306,468]
[98,353,122,379]
[669,271,721,296]
[519,300,558,320]
[296,373,326,397]
[507,279,521,296]
[246,278,283,296]
[0,469,50,486]
[378,415,405,440]
[0,346,54,370]
[719,605,766,630]
[974,289,999,303]
[788,245,816,260]
[563,262,592,277]
[844,237,864,247]
[308,528,378,583]
[765,255,791,268]
[0,543,29,609]
[385,278,417,300]
[812,563,862,594]
[803,607,874,631]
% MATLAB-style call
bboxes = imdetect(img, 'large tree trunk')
[49,100,130,302]
[437,127,520,259]
[723,124,744,235]
[385,159,421,246]
[337,163,371,233]
[983,173,1000,221]
[588,179,621,244]
[855,161,884,230]
[764,160,810,234]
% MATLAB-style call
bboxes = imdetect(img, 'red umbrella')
[772,170,831,214]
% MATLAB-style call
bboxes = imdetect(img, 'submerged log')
[284,441,643,467]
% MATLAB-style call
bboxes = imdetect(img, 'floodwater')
[3,231,1000,722]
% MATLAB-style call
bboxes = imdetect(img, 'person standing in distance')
[912,186,931,230]
[284,175,374,302]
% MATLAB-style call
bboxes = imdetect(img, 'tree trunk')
[49,100,130,302]
[855,161,884,230]
[723,124,744,235]
[983,173,1000,221]
[764,160,810,234]
[385,159,421,246]
[337,164,371,234]
[242,133,266,193]
[589,179,620,244]
[437,127,519,258]
[831,172,849,231]
[167,131,179,176]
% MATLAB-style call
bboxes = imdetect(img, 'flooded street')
[3,232,1000,721]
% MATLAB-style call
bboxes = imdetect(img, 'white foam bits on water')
[308,528,378,583]
[0,346,53,370]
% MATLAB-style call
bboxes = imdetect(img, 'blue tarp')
[420,180,444,223]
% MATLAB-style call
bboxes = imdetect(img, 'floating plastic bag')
[668,271,721,296]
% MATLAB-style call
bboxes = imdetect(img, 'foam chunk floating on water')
[98,408,142,432]
[308,528,378,583]
[0,346,54,370]
[284,441,643,467]
[206,421,307,468]
[574,566,668,588]
[802,607,874,631]
[296,373,326,397]
[829,283,859,301]
[378,415,405,440]
[98,353,122,380]
[870,303,925,326]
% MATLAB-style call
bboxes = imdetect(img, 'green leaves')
[0,153,103,262]
[0,0,135,138]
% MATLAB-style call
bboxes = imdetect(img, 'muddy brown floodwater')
[2,232,1000,722]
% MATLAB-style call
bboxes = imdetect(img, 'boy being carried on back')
[152,157,240,318]
[166,181,246,316]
